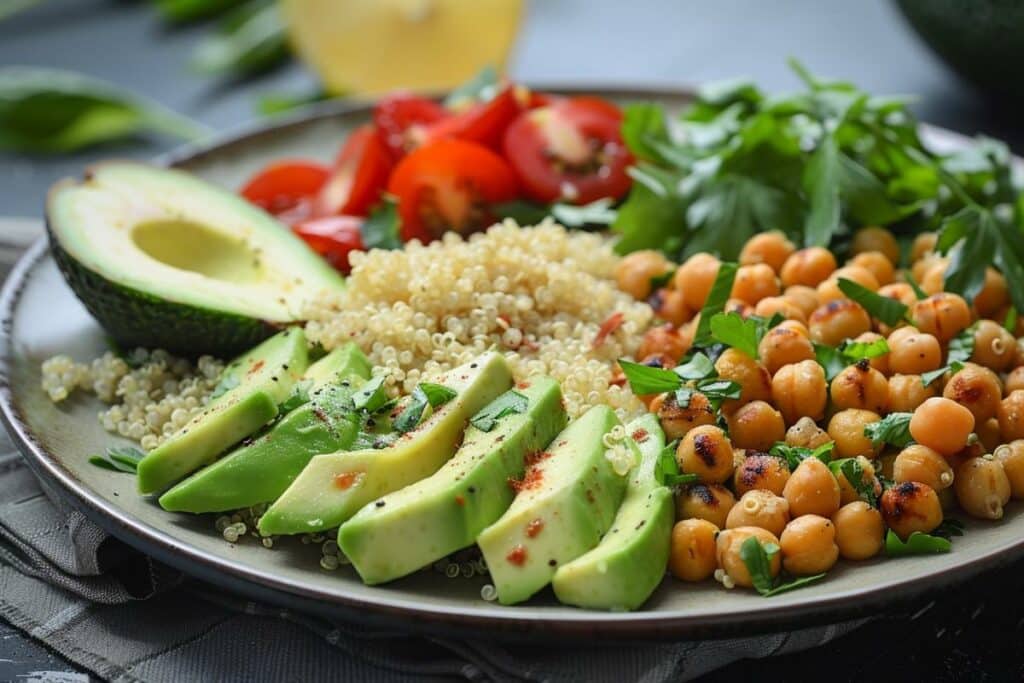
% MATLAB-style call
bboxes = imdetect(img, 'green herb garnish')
[653,441,698,487]
[837,278,908,326]
[920,325,975,387]
[470,389,529,432]
[839,337,889,361]
[739,537,827,596]
[89,446,145,474]
[277,380,312,414]
[393,383,456,433]
[863,412,914,449]
[673,352,716,381]
[829,457,877,506]
[617,361,683,395]
[885,530,952,556]
[352,375,389,412]
[693,262,739,347]
[361,197,402,250]
[768,441,834,471]
[812,342,847,382]
[709,312,761,358]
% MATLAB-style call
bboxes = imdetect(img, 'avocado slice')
[258,352,513,536]
[136,328,308,494]
[157,344,372,513]
[338,377,568,585]
[476,405,629,606]
[46,162,344,357]
[551,414,673,611]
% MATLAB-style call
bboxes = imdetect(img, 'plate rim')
[1,84,1019,640]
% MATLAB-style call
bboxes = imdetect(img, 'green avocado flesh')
[157,344,372,513]
[258,352,513,536]
[136,328,308,495]
[476,405,629,606]
[551,414,673,611]
[45,162,345,357]
[338,377,568,585]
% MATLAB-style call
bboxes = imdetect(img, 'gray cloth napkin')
[0,220,866,682]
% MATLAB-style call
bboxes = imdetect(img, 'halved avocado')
[46,161,344,357]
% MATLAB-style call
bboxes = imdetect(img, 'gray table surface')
[2,1,1022,680]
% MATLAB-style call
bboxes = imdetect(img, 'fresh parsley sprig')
[863,412,914,449]
[653,441,699,487]
[470,389,529,432]
[393,383,457,433]
[739,537,827,597]
[89,446,145,474]
[768,441,834,471]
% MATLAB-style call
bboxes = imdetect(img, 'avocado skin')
[48,234,279,358]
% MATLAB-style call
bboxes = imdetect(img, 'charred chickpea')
[753,296,807,325]
[772,360,828,424]
[888,374,937,412]
[828,409,882,459]
[830,362,890,413]
[851,226,900,265]
[852,331,890,375]
[910,231,938,264]
[955,456,1011,520]
[910,397,975,457]
[780,515,839,575]
[809,299,872,347]
[716,526,781,589]
[674,252,721,311]
[758,326,815,376]
[973,268,1009,319]
[676,484,736,528]
[669,519,719,582]
[970,320,1016,372]
[993,441,1024,499]
[724,298,754,318]
[978,417,1003,453]
[714,348,772,410]
[894,444,954,491]
[780,247,838,289]
[942,363,1003,424]
[997,390,1024,442]
[739,231,796,272]
[886,326,942,375]
[649,391,716,441]
[911,293,973,345]
[832,502,885,560]
[726,400,786,452]
[615,250,672,300]
[783,285,820,318]
[677,425,735,484]
[849,251,895,286]
[733,453,791,497]
[817,265,880,304]
[648,288,693,327]
[638,323,689,363]
[785,416,832,449]
[1007,367,1024,395]
[881,481,943,539]
[836,456,881,505]
[776,319,810,338]
[731,263,780,305]
[726,490,791,537]
[783,457,841,518]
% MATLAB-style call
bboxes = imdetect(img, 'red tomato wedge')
[373,93,448,160]
[388,138,519,243]
[240,160,330,220]
[292,215,365,274]
[314,125,392,218]
[502,97,633,205]
[424,86,522,150]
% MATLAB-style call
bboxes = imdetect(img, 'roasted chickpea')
[785,416,832,449]
[716,526,781,589]
[894,444,954,491]
[877,282,918,309]
[677,425,735,484]
[726,490,791,537]
[910,231,937,264]
[997,390,1024,442]
[970,320,1016,372]
[911,293,973,344]
[974,268,1009,319]
[942,363,1003,423]
[809,299,872,347]
[887,374,934,413]
[849,251,895,286]
[779,515,839,575]
[724,298,754,318]
[993,441,1024,499]
[772,360,828,424]
[954,456,1011,520]
[920,260,949,295]
[676,484,736,528]
[675,252,721,311]
[733,453,791,497]
[758,326,815,375]
[753,296,807,325]
[1007,367,1024,395]
[828,409,882,459]
[832,502,885,560]
[739,231,796,272]
[978,417,1003,453]
[731,263,780,305]
[911,252,945,286]
[714,348,772,410]
[783,285,820,318]
[880,481,943,539]
[817,265,880,304]
[830,362,890,413]
[780,247,838,289]
[886,326,942,375]
[669,519,719,582]
[834,455,881,505]
[852,331,890,375]
[648,288,693,327]
[638,323,689,363]
[615,250,672,300]
[776,319,811,338]
[783,457,841,518]
[726,400,786,452]
[851,226,900,264]
[649,391,716,441]
[910,397,975,457]
[677,317,698,352]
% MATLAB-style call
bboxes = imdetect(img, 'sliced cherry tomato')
[424,86,522,150]
[240,160,330,220]
[502,97,633,205]
[387,138,519,243]
[373,93,448,160]
[314,125,392,218]
[292,215,365,274]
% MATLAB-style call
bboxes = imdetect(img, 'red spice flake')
[516,381,532,389]
[454,495,465,506]
[526,518,544,538]
[508,451,551,492]
[593,312,625,348]
[506,544,528,566]
[333,471,360,490]
[631,428,649,443]
[247,360,265,375]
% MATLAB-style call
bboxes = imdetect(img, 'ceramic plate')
[2,87,1022,640]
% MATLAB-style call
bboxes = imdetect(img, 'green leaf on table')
[863,412,913,449]
[470,389,528,432]
[618,360,682,396]
[191,0,290,76]
[0,67,208,153]
[885,530,951,556]
[361,198,402,250]
[443,65,500,108]
[693,262,739,347]
[802,135,841,248]
[837,277,908,326]
[153,0,247,23]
